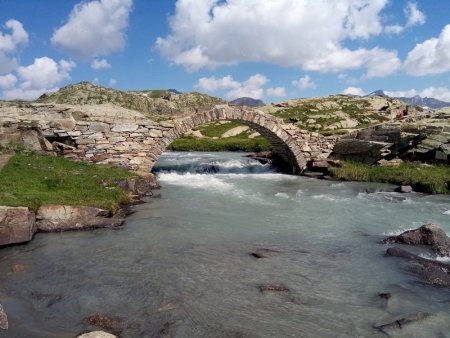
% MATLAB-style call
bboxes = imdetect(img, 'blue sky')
[1,0,450,102]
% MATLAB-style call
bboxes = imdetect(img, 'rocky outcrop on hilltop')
[332,108,450,163]
[258,94,410,133]
[36,82,225,118]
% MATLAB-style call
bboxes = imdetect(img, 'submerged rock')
[77,331,117,338]
[383,223,450,257]
[36,205,124,232]
[84,314,126,335]
[258,284,290,293]
[0,303,7,330]
[374,312,432,335]
[11,264,25,273]
[385,247,450,287]
[0,206,36,246]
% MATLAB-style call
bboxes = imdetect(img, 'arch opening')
[150,106,307,174]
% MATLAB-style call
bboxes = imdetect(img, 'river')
[1,151,450,337]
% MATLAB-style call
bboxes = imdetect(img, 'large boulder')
[0,206,36,246]
[0,303,7,330]
[383,223,450,257]
[36,205,124,232]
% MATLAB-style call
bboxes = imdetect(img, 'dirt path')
[0,154,13,172]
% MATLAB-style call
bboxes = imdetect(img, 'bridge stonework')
[1,104,336,175]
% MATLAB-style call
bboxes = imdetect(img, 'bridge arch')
[151,105,308,174]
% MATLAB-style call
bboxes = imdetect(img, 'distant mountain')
[229,97,264,107]
[168,88,182,94]
[361,89,450,109]
[364,90,388,98]
[398,95,450,109]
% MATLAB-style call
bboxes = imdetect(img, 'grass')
[168,135,272,152]
[197,121,245,137]
[329,161,450,194]
[0,152,136,212]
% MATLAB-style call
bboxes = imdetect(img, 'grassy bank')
[0,152,136,212]
[329,161,450,194]
[168,135,272,152]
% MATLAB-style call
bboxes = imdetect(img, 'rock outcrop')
[36,205,124,232]
[383,223,450,257]
[0,206,36,246]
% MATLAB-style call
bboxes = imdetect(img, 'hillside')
[36,82,225,119]
[258,94,413,135]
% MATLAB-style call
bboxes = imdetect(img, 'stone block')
[111,123,139,132]
[0,206,36,246]
[89,122,110,133]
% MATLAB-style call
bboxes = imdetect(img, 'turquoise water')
[1,152,450,337]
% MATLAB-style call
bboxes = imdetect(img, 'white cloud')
[196,74,268,100]
[342,86,366,96]
[156,0,400,77]
[0,19,29,74]
[383,2,425,35]
[91,58,111,69]
[405,2,426,27]
[196,75,240,91]
[266,87,286,98]
[404,24,450,75]
[292,75,316,90]
[385,87,450,102]
[109,78,117,86]
[0,74,17,89]
[51,0,133,59]
[2,57,76,100]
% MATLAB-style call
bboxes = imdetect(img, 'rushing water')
[1,151,450,337]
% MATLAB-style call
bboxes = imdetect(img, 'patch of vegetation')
[168,136,272,152]
[0,152,136,212]
[197,121,245,138]
[329,161,450,194]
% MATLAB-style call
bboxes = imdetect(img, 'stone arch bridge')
[1,104,336,175]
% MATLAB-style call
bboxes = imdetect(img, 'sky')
[1,0,450,102]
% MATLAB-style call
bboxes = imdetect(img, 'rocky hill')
[36,82,225,119]
[258,94,413,135]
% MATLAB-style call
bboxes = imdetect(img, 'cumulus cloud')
[91,58,111,69]
[0,19,29,74]
[0,74,17,89]
[2,57,76,100]
[384,2,425,35]
[405,2,426,27]
[156,0,400,77]
[342,86,366,96]
[292,75,316,90]
[404,24,450,75]
[385,87,450,102]
[196,74,268,100]
[51,0,133,59]
[266,87,286,98]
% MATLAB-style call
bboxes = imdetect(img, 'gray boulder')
[0,206,36,246]
[36,205,124,232]
[383,223,450,257]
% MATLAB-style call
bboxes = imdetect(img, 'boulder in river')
[36,205,124,232]
[385,247,450,287]
[383,223,450,257]
[0,206,36,246]
[0,303,8,330]
[84,313,126,335]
